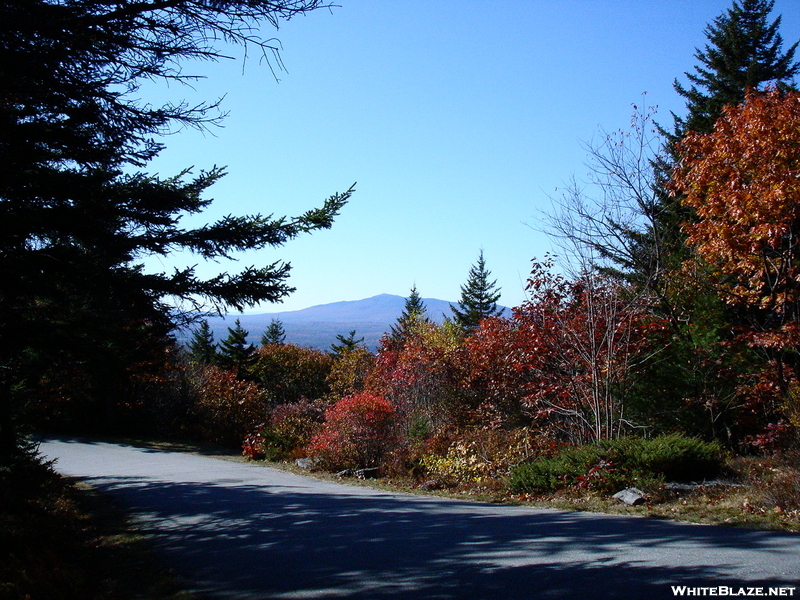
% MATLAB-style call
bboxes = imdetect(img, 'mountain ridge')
[190,293,509,351]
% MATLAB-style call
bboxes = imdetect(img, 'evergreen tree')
[450,250,503,332]
[387,285,430,348]
[219,319,256,371]
[636,0,799,291]
[261,319,287,346]
[0,0,349,455]
[188,320,218,364]
[669,0,799,145]
[331,330,365,355]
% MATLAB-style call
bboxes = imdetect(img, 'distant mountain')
[184,294,509,351]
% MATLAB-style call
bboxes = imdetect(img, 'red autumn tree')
[465,257,662,443]
[670,87,800,445]
[671,87,800,345]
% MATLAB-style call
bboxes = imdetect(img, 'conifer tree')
[669,0,799,144]
[0,0,349,454]
[387,285,430,348]
[261,319,286,346]
[331,330,365,354]
[188,320,218,364]
[219,319,256,371]
[450,250,503,332]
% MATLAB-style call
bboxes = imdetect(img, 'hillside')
[188,294,508,350]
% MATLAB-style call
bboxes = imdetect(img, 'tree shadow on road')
[80,471,799,600]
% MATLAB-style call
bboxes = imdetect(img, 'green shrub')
[509,434,723,494]
[609,433,723,482]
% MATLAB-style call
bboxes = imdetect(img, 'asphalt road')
[39,437,799,600]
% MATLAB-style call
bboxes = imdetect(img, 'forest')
[3,0,800,534]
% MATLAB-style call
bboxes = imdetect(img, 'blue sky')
[142,0,800,313]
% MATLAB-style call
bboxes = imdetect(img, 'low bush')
[306,392,401,471]
[189,364,266,447]
[243,399,327,461]
[612,433,724,482]
[509,434,724,494]
[420,427,550,487]
[420,440,490,485]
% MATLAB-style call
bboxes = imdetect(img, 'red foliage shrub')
[306,392,401,470]
[190,364,266,446]
[242,430,268,460]
[367,320,472,430]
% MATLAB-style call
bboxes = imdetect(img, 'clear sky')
[141,0,800,314]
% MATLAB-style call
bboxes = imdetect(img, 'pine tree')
[331,330,365,354]
[669,0,799,144]
[261,319,286,346]
[450,250,503,332]
[219,319,256,371]
[188,320,218,364]
[387,285,430,348]
[0,0,349,455]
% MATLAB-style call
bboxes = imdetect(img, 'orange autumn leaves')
[672,88,800,322]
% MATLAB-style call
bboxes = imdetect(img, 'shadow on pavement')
[80,472,798,600]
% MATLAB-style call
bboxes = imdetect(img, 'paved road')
[39,438,798,600]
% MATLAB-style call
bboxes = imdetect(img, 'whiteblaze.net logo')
[671,587,796,597]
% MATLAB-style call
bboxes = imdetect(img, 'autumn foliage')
[65,91,800,487]
[670,87,800,442]
[306,392,400,470]
[242,399,326,460]
[248,343,333,405]
[464,258,664,443]
[673,88,800,334]
[366,319,470,431]
[189,364,266,446]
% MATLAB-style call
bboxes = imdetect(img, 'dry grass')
[425,451,800,533]
[249,450,800,532]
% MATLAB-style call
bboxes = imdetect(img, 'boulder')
[613,488,646,506]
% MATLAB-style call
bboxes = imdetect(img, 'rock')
[354,467,380,480]
[295,457,319,469]
[613,487,646,506]
[419,480,443,491]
